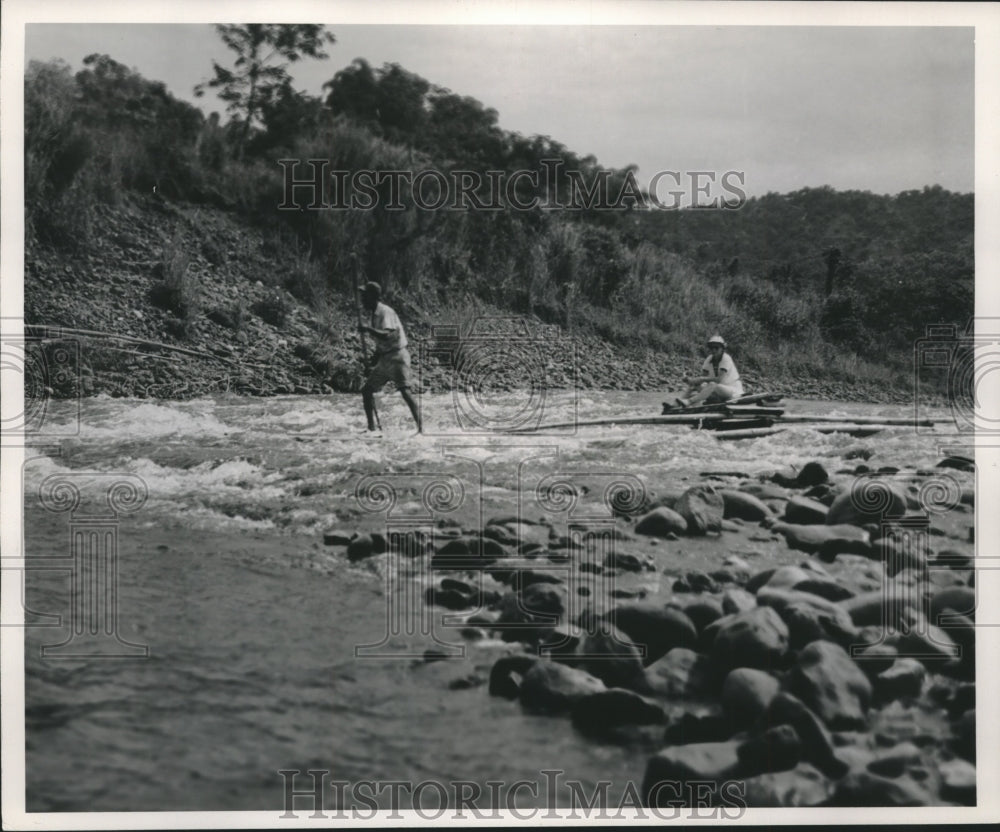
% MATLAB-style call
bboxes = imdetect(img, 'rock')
[852,642,899,676]
[796,462,829,487]
[785,641,872,730]
[574,626,647,690]
[635,506,688,537]
[897,617,962,668]
[448,673,485,690]
[938,757,976,805]
[739,765,832,807]
[606,604,698,664]
[822,770,934,806]
[756,587,859,648]
[603,550,650,572]
[841,591,914,630]
[570,688,665,732]
[874,658,926,703]
[866,742,922,778]
[674,485,725,535]
[722,587,757,615]
[721,667,781,729]
[711,606,790,672]
[676,596,725,632]
[509,569,565,590]
[431,535,504,569]
[826,483,908,527]
[792,577,855,602]
[322,530,354,546]
[936,455,975,473]
[537,623,586,659]
[519,660,606,713]
[488,654,539,698]
[495,583,567,643]
[645,647,716,698]
[737,724,802,776]
[784,496,829,525]
[643,742,741,805]
[930,586,976,622]
[872,536,928,577]
[771,522,872,557]
[425,586,476,610]
[720,490,772,522]
[952,709,975,762]
[761,565,813,591]
[765,692,849,779]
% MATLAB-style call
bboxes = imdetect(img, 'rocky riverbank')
[25,193,922,405]
[328,452,976,808]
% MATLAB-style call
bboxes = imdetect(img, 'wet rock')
[643,742,741,805]
[488,654,539,698]
[771,521,872,557]
[930,586,976,622]
[872,536,928,577]
[737,724,802,776]
[570,688,665,732]
[784,496,829,525]
[603,550,651,572]
[519,660,605,713]
[756,587,859,648]
[606,604,698,664]
[939,757,976,805]
[760,565,813,591]
[676,595,725,632]
[711,606,789,672]
[574,626,648,690]
[635,506,688,537]
[721,667,781,729]
[739,765,832,807]
[866,741,922,778]
[425,586,476,610]
[874,658,926,703]
[346,533,381,562]
[785,641,872,730]
[897,616,962,668]
[645,647,716,698]
[765,692,848,779]
[495,583,567,643]
[826,483,908,527]
[792,577,855,602]
[822,770,934,806]
[722,587,757,615]
[720,490,773,522]
[674,485,725,535]
[842,591,914,630]
[796,462,830,487]
[852,642,899,676]
[322,530,354,546]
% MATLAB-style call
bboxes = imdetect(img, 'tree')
[195,24,335,158]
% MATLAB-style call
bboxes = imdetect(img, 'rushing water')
[19,391,963,811]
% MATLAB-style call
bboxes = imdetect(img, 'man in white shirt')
[675,334,744,407]
[359,282,422,432]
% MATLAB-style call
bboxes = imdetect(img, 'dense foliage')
[24,35,973,389]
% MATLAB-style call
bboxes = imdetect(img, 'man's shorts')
[364,348,412,391]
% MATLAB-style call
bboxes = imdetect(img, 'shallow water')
[20,391,965,811]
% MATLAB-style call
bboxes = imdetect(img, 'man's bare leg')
[400,387,422,433]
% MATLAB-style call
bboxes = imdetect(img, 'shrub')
[149,234,199,335]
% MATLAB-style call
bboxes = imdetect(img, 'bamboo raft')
[507,393,935,439]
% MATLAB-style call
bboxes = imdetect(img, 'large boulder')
[826,482,908,527]
[643,742,742,806]
[605,604,698,664]
[721,667,781,729]
[570,688,665,731]
[756,587,859,648]
[764,692,848,779]
[785,640,872,730]
[519,660,605,713]
[822,770,934,807]
[644,647,716,698]
[674,485,725,535]
[635,506,688,537]
[771,522,872,557]
[488,654,540,698]
[711,606,790,672]
[874,658,926,703]
[737,724,803,777]
[720,490,773,522]
[784,496,829,525]
[573,625,648,690]
[495,583,567,643]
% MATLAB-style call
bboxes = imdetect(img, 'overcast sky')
[24,21,975,198]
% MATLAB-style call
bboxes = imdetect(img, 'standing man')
[359,281,422,433]
[675,334,744,407]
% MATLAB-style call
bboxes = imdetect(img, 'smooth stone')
[721,667,782,728]
[738,765,832,807]
[785,641,872,730]
[603,551,650,572]
[674,485,725,535]
[495,583,567,643]
[322,530,354,546]
[643,742,741,804]
[761,565,813,590]
[574,625,648,690]
[663,712,734,745]
[720,489,773,522]
[676,596,725,632]
[796,462,830,487]
[746,567,778,594]
[792,577,855,602]
[607,604,698,664]
[425,586,476,610]
[772,522,872,557]
[645,647,716,698]
[852,642,900,676]
[826,483,908,527]
[897,616,962,667]
[756,587,859,648]
[866,742,922,778]
[635,506,688,537]
[570,688,665,731]
[952,709,975,762]
[765,692,849,779]
[822,770,934,806]
[711,606,790,672]
[722,587,757,615]
[875,658,927,703]
[737,724,802,776]
[785,496,830,525]
[488,654,540,698]
[841,591,915,630]
[939,757,977,805]
[871,536,928,576]
[930,586,976,622]
[346,533,377,562]
[519,660,605,713]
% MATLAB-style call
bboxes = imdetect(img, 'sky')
[23,19,975,198]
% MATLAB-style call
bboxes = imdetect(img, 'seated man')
[676,334,744,407]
